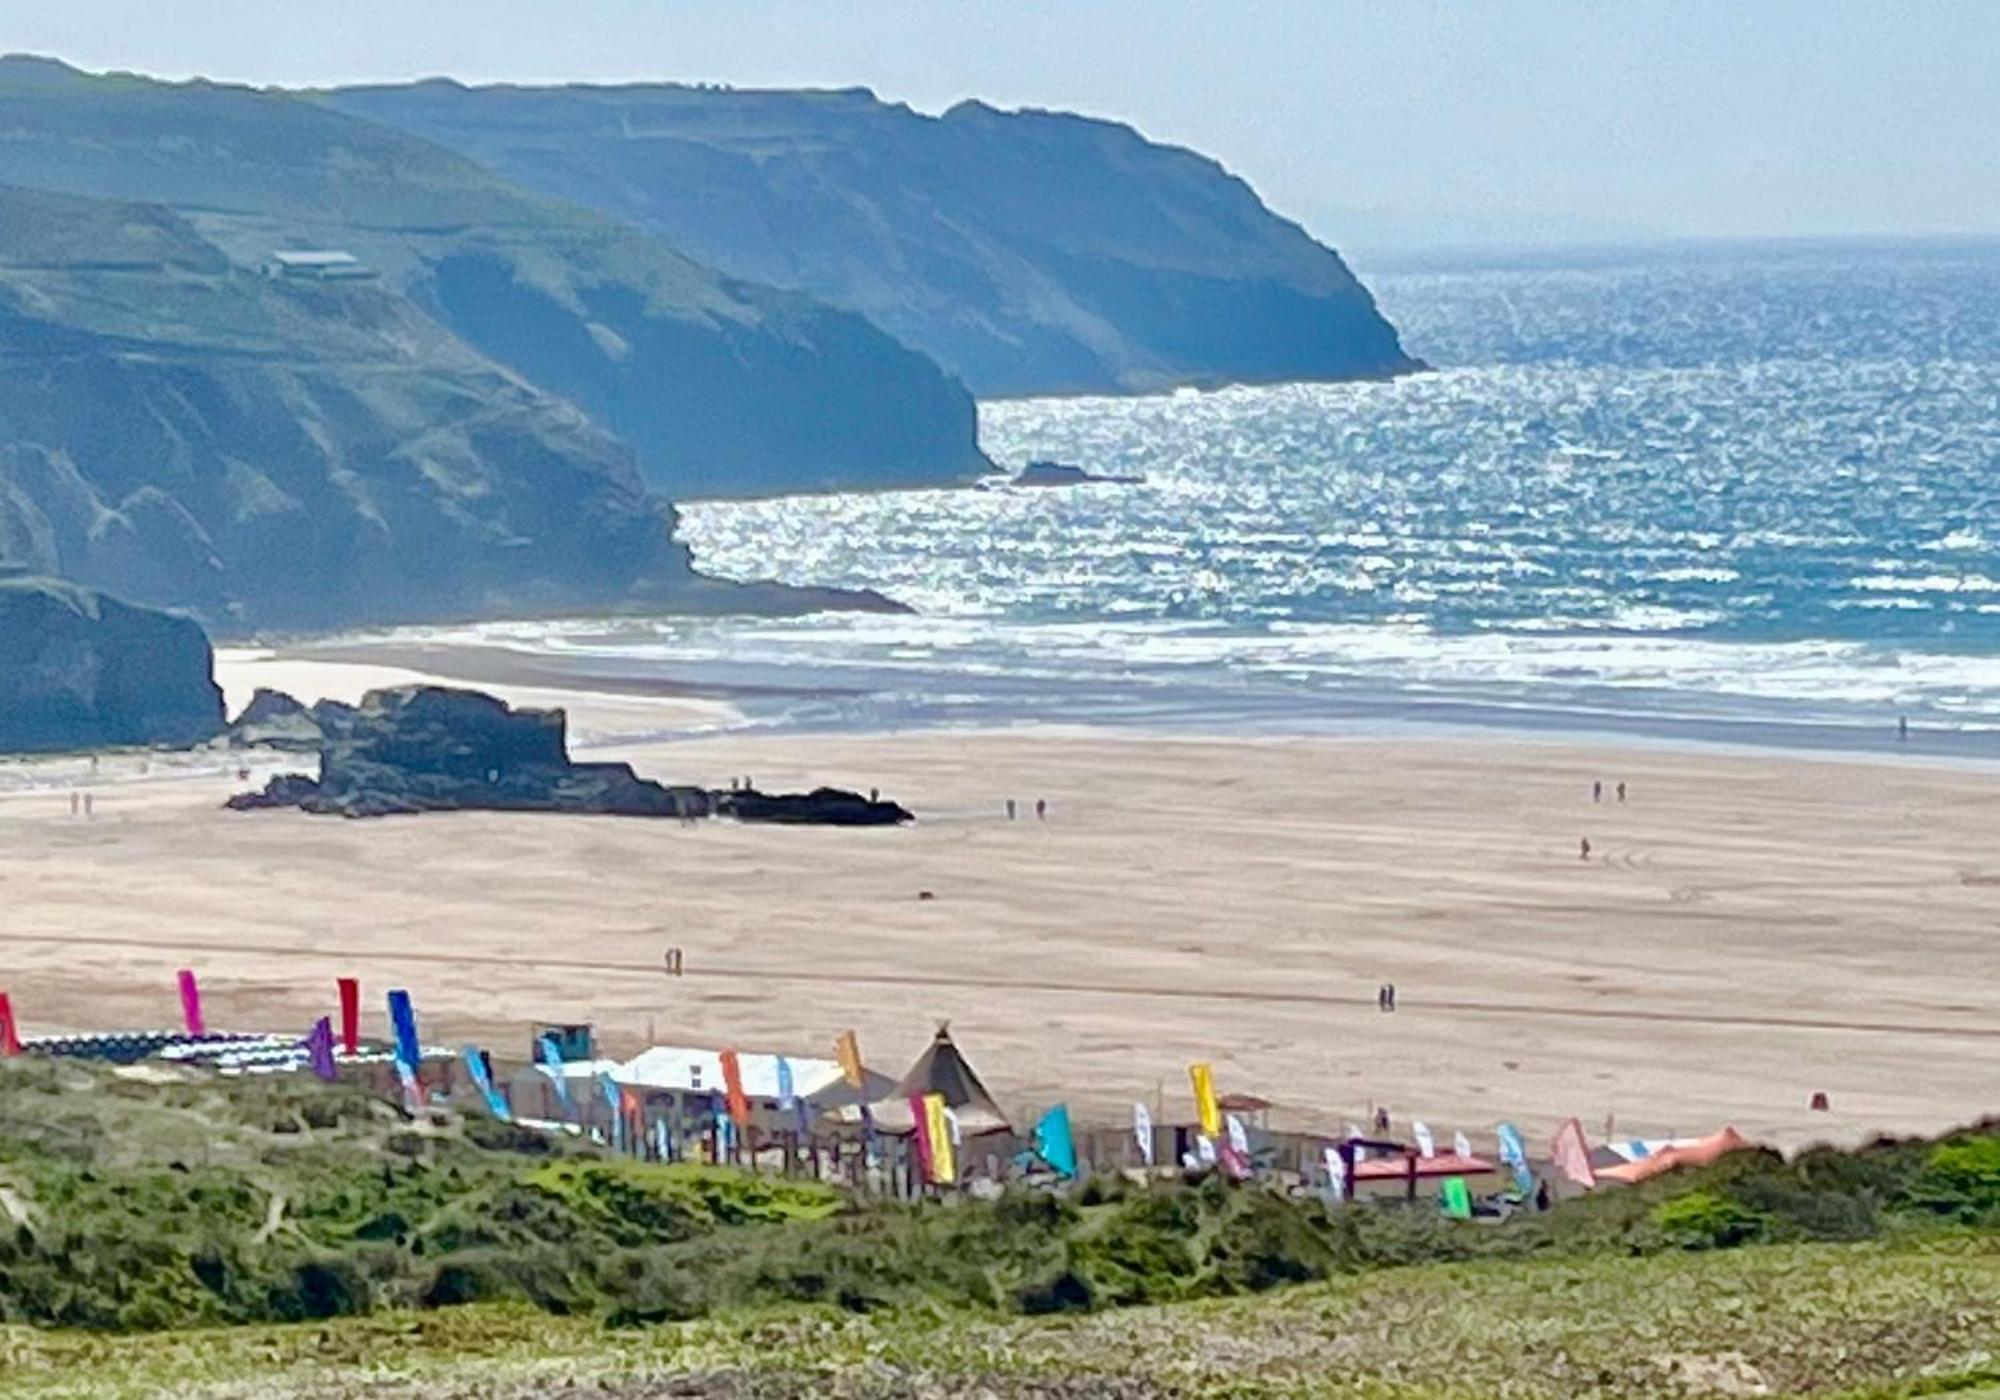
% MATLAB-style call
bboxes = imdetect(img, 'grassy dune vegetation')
[4,1060,2000,1395]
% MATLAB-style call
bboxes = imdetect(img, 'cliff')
[0,57,987,502]
[0,183,702,631]
[327,81,1422,396]
[0,571,224,753]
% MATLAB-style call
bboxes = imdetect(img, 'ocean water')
[450,240,2000,749]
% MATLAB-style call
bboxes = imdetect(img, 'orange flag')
[719,1049,752,1128]
[835,1030,866,1089]
[1551,1116,1596,1189]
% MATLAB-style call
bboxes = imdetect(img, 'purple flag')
[304,1016,337,1082]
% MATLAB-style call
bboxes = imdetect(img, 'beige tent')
[837,1024,1012,1136]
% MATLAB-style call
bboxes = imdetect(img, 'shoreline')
[1,640,1997,1153]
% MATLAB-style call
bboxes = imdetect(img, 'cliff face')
[0,58,987,503]
[327,82,1422,397]
[0,571,224,753]
[0,184,698,631]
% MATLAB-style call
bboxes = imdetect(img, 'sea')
[400,238,2000,754]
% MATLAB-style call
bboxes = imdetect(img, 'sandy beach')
[1,647,1996,1155]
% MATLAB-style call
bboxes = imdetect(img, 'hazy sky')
[6,1,1997,250]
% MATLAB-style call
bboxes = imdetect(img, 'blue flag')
[539,1033,572,1112]
[598,1072,623,1152]
[386,989,420,1072]
[1034,1104,1078,1178]
[1496,1121,1534,1195]
[462,1045,512,1121]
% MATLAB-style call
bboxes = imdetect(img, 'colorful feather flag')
[1189,1062,1222,1137]
[1551,1116,1597,1189]
[909,1093,936,1180]
[177,968,205,1038]
[538,1033,572,1112]
[1034,1104,1078,1177]
[1323,1145,1347,1198]
[462,1045,511,1121]
[1133,1102,1154,1166]
[304,1016,336,1082]
[1454,1130,1473,1159]
[923,1092,957,1183]
[719,1049,751,1128]
[1496,1121,1534,1195]
[0,993,22,1057]
[1412,1120,1436,1158]
[386,988,420,1072]
[835,1029,866,1088]
[776,1055,796,1111]
[597,1072,622,1151]
[336,976,359,1056]
[1442,1177,1473,1219]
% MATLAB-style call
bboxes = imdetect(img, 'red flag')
[1551,1116,1596,1189]
[719,1049,751,1128]
[337,977,360,1055]
[0,993,21,1057]
[177,968,205,1037]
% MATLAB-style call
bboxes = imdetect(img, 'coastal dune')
[1,658,1995,1153]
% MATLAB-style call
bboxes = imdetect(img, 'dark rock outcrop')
[1009,460,1145,488]
[226,684,911,825]
[328,80,1422,397]
[223,689,356,752]
[226,686,710,819]
[0,570,224,753]
[715,787,914,826]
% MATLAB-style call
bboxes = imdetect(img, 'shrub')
[1652,1190,1768,1250]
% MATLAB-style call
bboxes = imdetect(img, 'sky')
[5,1,1997,252]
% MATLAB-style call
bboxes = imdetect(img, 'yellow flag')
[836,1030,865,1089]
[1190,1062,1222,1138]
[923,1092,957,1184]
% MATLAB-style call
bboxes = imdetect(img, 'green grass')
[8,1061,2000,1394]
[6,1236,2000,1397]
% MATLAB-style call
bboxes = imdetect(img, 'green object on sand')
[1442,1177,1473,1219]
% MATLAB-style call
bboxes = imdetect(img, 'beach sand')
[1,652,1996,1154]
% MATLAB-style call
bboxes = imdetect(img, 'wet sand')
[1,654,1996,1154]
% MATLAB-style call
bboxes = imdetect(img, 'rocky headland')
[226,685,913,825]
[0,570,225,754]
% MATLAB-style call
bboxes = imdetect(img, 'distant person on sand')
[1385,982,1396,1012]
[1579,836,1591,861]
[1899,716,1909,742]
[1374,1106,1391,1135]
[1593,781,1602,803]
[68,792,79,818]
[1035,798,1047,820]
[1617,781,1627,803]
[1006,799,1016,820]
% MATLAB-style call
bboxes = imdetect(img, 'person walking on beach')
[1899,716,1909,742]
[1385,982,1396,1012]
[1035,798,1046,820]
[1579,836,1591,861]
[1006,799,1016,820]
[1617,781,1626,803]
[1593,780,1602,803]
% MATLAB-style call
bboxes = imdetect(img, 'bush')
[1652,1190,1768,1250]
[1911,1136,2000,1220]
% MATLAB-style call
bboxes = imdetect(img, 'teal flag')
[1034,1104,1078,1178]
[462,1045,512,1122]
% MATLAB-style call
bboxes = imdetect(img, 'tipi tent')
[853,1024,1011,1136]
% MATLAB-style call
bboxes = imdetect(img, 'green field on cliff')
[5,1058,2000,1396]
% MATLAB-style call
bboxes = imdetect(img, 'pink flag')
[0,993,21,1057]
[1551,1116,1596,1189]
[908,1094,936,1181]
[177,968,205,1037]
